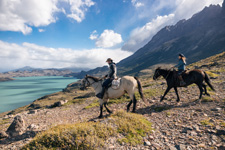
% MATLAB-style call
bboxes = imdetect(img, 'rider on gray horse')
[96,58,117,99]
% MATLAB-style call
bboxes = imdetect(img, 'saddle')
[173,70,188,84]
[109,78,121,90]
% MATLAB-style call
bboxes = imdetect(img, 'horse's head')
[80,75,90,90]
[153,67,161,80]
[80,75,101,90]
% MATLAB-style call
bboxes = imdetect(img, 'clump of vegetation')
[200,119,214,126]
[201,96,214,102]
[84,99,99,109]
[111,110,153,145]
[205,71,219,78]
[143,88,163,98]
[220,122,225,127]
[22,110,152,149]
[0,118,10,125]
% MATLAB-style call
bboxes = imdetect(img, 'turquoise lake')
[0,76,78,113]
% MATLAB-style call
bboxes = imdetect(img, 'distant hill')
[0,68,73,78]
[0,66,91,78]
[74,1,225,78]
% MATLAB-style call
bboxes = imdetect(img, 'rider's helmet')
[179,53,185,57]
[106,58,113,62]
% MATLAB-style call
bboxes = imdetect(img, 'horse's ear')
[85,74,88,77]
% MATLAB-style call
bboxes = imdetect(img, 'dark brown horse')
[153,67,215,102]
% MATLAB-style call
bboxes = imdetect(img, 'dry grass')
[22,110,152,149]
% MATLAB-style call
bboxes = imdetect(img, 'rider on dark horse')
[174,53,186,86]
[96,58,117,99]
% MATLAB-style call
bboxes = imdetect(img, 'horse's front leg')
[174,87,180,102]
[104,100,112,114]
[98,99,104,118]
[160,86,172,102]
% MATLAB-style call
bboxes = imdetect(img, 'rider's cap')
[106,58,113,62]
[179,53,185,57]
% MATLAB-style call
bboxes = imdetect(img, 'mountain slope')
[118,3,225,75]
[74,1,225,78]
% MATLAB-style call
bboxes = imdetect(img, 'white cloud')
[38,29,45,32]
[123,0,223,51]
[89,30,98,40]
[94,30,123,48]
[131,0,144,8]
[0,40,132,72]
[123,14,175,51]
[64,0,95,23]
[0,0,94,34]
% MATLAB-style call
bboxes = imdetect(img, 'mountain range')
[0,66,90,78]
[73,1,225,78]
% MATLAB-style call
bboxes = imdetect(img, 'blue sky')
[0,0,223,72]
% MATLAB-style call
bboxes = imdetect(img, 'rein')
[165,69,172,79]
[155,68,172,80]
[83,77,102,90]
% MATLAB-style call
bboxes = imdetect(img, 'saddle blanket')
[111,78,121,90]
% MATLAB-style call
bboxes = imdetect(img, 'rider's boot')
[96,87,106,99]
[178,75,186,86]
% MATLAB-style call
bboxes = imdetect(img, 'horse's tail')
[134,77,147,104]
[204,71,215,91]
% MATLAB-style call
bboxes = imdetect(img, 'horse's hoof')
[176,99,180,102]
[109,111,113,114]
[160,99,163,102]
[98,115,103,119]
[206,93,210,96]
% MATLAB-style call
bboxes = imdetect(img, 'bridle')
[154,68,172,80]
[82,77,101,90]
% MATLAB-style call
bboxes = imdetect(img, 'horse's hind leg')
[132,95,137,113]
[127,100,132,112]
[174,87,180,102]
[202,83,210,96]
[197,84,203,99]
[98,99,104,118]
[104,102,112,114]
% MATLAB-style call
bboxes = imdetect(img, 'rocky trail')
[0,54,225,149]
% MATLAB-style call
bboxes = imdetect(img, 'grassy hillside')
[0,52,224,149]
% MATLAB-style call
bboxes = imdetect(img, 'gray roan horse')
[80,75,147,118]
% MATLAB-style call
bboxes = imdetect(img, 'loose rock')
[6,115,25,137]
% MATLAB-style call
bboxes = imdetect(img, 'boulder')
[28,110,37,114]
[52,100,68,107]
[6,115,25,137]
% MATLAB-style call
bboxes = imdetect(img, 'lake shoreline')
[0,77,15,82]
[0,76,78,114]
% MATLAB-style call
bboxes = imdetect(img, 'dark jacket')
[106,62,117,79]
[175,59,186,71]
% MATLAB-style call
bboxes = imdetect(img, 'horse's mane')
[86,75,102,82]
[157,67,170,71]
